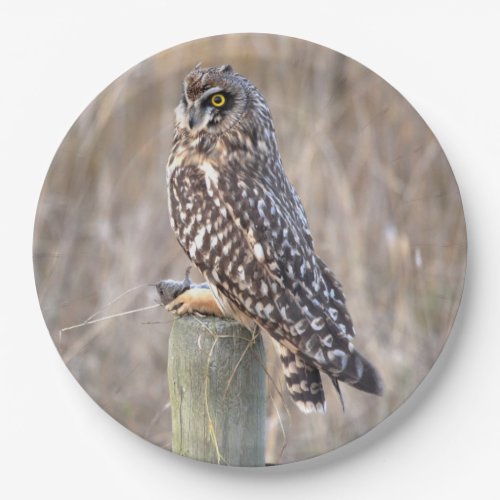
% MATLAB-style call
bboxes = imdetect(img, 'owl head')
[175,64,261,135]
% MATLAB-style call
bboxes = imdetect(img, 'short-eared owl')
[166,64,382,413]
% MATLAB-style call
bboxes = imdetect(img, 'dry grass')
[33,34,466,464]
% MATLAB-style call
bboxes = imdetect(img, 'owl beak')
[188,107,202,130]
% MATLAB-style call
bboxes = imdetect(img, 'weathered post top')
[168,315,267,466]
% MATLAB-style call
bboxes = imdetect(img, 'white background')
[1,1,499,498]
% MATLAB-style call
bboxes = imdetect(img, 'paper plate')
[33,33,466,466]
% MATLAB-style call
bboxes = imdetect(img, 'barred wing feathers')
[175,164,383,399]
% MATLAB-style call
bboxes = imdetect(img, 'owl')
[166,64,383,413]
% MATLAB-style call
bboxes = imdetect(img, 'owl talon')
[165,288,223,317]
[165,300,181,313]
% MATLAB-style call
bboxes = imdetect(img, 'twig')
[83,283,152,324]
[60,304,161,334]
[204,334,226,465]
[269,392,288,459]
[60,304,161,363]
[58,282,154,347]
[223,337,253,399]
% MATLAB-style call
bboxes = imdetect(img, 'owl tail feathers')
[336,351,384,397]
[278,345,327,413]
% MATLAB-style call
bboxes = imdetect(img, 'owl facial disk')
[177,66,249,135]
[183,87,232,132]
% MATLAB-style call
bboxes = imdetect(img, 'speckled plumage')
[166,64,382,413]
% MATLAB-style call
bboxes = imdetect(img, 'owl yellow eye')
[211,93,225,107]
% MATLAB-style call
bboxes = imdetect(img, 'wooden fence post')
[168,315,267,466]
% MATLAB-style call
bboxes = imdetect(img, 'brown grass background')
[33,34,466,464]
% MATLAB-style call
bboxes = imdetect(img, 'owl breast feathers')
[166,64,382,413]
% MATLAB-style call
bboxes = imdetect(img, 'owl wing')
[183,165,382,395]
[193,169,356,375]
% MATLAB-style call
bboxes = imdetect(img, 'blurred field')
[33,34,466,464]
